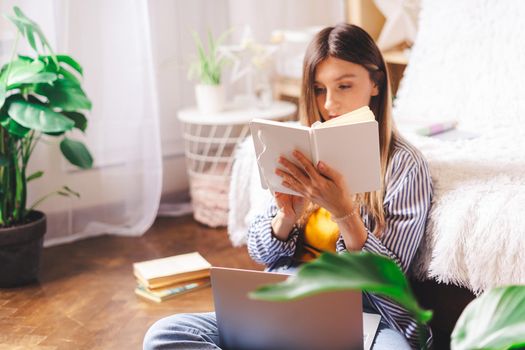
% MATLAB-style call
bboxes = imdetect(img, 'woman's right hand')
[275,192,309,221]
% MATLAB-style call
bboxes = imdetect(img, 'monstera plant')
[0,7,92,287]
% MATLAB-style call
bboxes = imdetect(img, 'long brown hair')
[298,23,397,236]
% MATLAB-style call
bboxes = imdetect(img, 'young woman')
[144,23,433,350]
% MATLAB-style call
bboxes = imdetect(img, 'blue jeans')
[143,311,411,350]
[144,258,412,350]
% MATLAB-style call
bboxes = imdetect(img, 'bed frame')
[411,279,476,349]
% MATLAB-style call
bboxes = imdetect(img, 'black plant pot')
[0,211,46,288]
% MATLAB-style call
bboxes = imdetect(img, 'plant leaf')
[26,25,36,51]
[62,185,80,198]
[37,56,80,84]
[250,251,433,324]
[189,30,228,85]
[0,82,5,110]
[57,55,83,75]
[8,7,57,65]
[0,155,8,167]
[17,54,33,62]
[8,99,75,133]
[57,66,80,85]
[62,111,87,132]
[0,117,30,138]
[59,137,93,169]
[10,72,57,88]
[4,59,57,88]
[39,55,83,75]
[26,170,43,182]
[451,285,525,350]
[35,78,92,111]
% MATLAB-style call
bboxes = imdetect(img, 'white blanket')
[228,137,273,246]
[394,0,525,293]
[402,126,525,294]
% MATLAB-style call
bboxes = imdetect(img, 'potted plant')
[251,252,525,350]
[0,7,93,287]
[188,30,229,114]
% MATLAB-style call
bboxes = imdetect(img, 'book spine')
[309,128,320,165]
[160,282,203,296]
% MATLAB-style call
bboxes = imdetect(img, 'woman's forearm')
[332,210,368,251]
[271,210,297,241]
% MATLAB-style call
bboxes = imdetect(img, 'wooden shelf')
[273,77,301,100]
[273,1,411,100]
[383,49,409,66]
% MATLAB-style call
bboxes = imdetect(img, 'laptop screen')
[211,267,375,350]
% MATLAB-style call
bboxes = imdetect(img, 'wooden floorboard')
[0,215,261,350]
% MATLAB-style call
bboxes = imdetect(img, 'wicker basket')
[182,122,249,227]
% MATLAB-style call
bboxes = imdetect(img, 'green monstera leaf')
[451,285,525,350]
[8,99,74,133]
[60,137,93,169]
[250,251,433,325]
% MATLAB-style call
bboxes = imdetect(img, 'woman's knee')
[143,313,219,350]
[144,314,193,349]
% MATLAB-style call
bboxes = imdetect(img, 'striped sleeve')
[246,199,300,265]
[362,158,432,273]
[337,139,434,349]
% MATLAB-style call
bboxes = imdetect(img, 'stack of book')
[133,252,212,303]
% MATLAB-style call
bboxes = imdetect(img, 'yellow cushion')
[299,207,339,261]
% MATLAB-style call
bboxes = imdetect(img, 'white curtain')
[1,0,163,245]
[0,0,344,245]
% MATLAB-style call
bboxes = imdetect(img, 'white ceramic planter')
[195,84,225,114]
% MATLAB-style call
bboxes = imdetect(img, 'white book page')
[312,121,380,194]
[250,119,311,196]
[363,312,381,350]
[318,106,374,128]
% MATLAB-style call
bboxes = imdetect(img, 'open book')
[249,106,381,196]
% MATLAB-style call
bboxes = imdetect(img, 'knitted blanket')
[394,0,525,293]
[401,126,525,294]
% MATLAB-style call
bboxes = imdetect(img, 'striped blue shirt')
[247,136,433,349]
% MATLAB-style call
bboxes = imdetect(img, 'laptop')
[211,267,381,350]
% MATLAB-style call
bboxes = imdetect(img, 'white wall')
[148,0,230,199]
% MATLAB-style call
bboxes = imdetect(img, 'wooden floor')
[0,215,261,350]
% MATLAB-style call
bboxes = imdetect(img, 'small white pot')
[195,84,225,114]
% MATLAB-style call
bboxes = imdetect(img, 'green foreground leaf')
[250,252,433,324]
[451,285,525,350]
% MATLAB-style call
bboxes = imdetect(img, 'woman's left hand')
[276,150,356,218]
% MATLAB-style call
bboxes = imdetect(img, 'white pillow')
[394,0,525,130]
